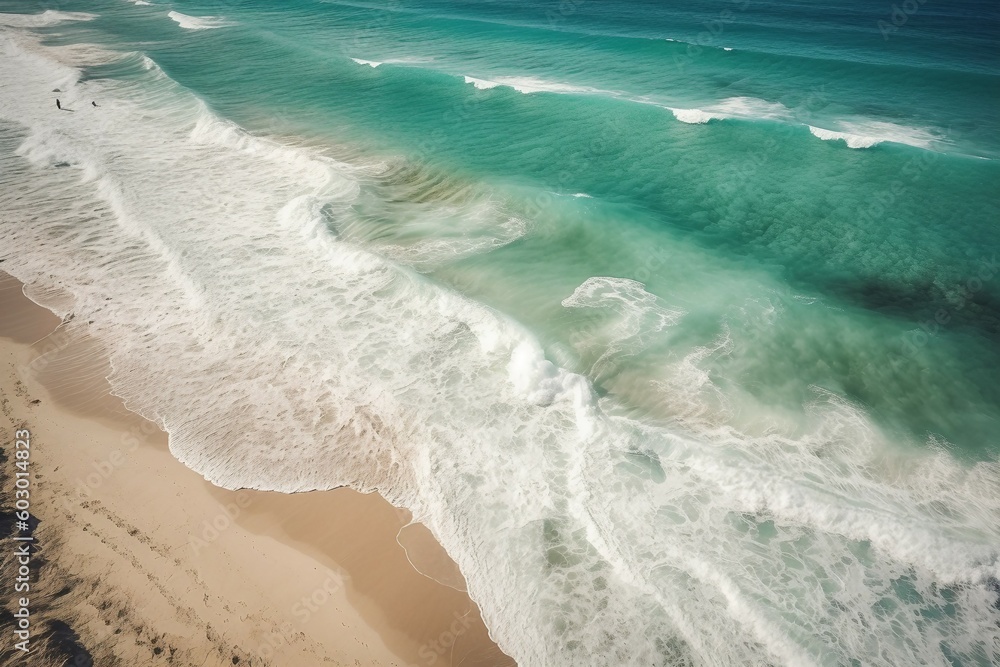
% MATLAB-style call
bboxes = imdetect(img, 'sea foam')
[167,11,231,30]
[464,74,602,95]
[809,121,936,149]
[668,96,790,124]
[0,10,96,27]
[464,75,500,90]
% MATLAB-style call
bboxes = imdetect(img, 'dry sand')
[0,272,514,666]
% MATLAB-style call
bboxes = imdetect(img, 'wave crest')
[668,96,789,124]
[809,121,936,149]
[167,11,232,30]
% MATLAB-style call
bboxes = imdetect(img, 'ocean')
[1,0,998,664]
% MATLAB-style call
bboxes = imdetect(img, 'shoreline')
[0,271,513,666]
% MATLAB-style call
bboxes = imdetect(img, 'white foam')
[492,75,601,95]
[562,277,686,380]
[563,277,684,330]
[463,75,500,90]
[663,98,937,152]
[668,96,790,124]
[351,58,382,68]
[464,74,602,95]
[167,11,231,30]
[338,193,528,268]
[15,125,98,181]
[0,10,96,28]
[809,121,936,149]
[669,107,714,124]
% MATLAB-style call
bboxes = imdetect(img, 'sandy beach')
[0,271,512,666]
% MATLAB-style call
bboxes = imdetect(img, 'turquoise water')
[1,0,998,664]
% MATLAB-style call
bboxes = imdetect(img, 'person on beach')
[56,99,61,110]
[92,101,98,107]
